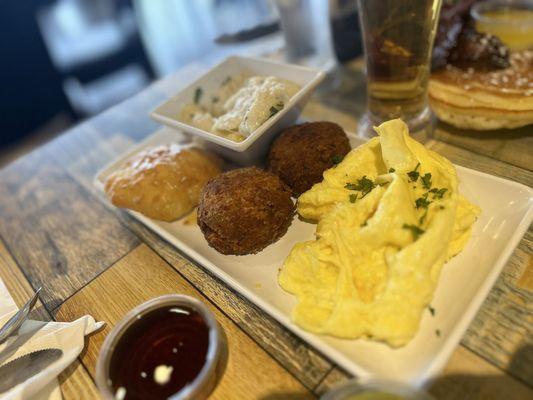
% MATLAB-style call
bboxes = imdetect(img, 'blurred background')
[0,0,362,162]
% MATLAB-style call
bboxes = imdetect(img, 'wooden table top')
[0,58,531,400]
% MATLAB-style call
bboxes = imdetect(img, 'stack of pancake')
[429,50,533,130]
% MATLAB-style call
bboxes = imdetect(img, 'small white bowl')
[150,55,325,165]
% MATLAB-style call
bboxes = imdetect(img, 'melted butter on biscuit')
[278,119,480,347]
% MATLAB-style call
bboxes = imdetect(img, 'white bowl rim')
[150,55,326,153]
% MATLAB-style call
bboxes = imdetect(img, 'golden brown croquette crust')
[267,122,351,196]
[198,167,294,255]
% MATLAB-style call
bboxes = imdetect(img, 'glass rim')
[95,294,223,400]
[320,378,435,400]
[471,0,533,26]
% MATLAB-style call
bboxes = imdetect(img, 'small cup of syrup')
[95,295,225,400]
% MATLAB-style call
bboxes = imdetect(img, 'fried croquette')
[198,167,294,255]
[268,122,351,196]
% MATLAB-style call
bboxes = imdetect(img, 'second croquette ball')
[267,122,351,196]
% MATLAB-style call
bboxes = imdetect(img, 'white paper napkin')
[0,278,104,400]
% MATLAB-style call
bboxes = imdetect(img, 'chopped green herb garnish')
[361,220,368,227]
[268,102,284,118]
[332,154,344,164]
[403,223,425,240]
[429,187,448,199]
[222,76,232,85]
[436,329,441,337]
[212,96,219,103]
[419,209,428,224]
[439,205,445,210]
[269,106,280,117]
[428,305,436,316]
[407,163,420,182]
[194,87,203,104]
[415,194,432,209]
[345,176,376,198]
[388,167,396,173]
[421,173,432,189]
[349,194,357,203]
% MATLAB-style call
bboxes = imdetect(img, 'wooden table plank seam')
[117,212,335,389]
[0,237,100,398]
[432,125,533,173]
[75,357,97,386]
[434,135,533,174]
[55,243,316,399]
[141,238,328,394]
[60,170,335,392]
[0,236,103,395]
[310,366,338,393]
[426,141,533,188]
[459,228,533,387]
[49,245,138,314]
[0,235,42,303]
[462,342,533,390]
[0,156,140,310]
[48,171,330,392]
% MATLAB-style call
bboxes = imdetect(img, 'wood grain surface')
[55,244,315,399]
[0,57,531,399]
[112,213,334,391]
[0,238,99,398]
[43,125,137,189]
[429,346,533,400]
[433,123,533,172]
[461,228,533,386]
[313,346,533,400]
[424,140,533,385]
[316,346,533,400]
[0,150,139,310]
[39,120,335,392]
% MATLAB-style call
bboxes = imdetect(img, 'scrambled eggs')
[278,119,480,347]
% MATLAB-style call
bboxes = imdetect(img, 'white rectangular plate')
[95,127,533,387]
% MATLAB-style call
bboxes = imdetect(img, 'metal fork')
[0,287,42,345]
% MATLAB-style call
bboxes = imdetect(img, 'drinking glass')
[357,0,442,138]
[275,0,336,71]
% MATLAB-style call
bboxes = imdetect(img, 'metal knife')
[0,349,63,393]
[0,287,41,345]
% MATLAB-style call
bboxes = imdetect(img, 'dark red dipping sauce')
[108,305,210,400]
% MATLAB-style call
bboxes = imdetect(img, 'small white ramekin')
[150,55,325,165]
